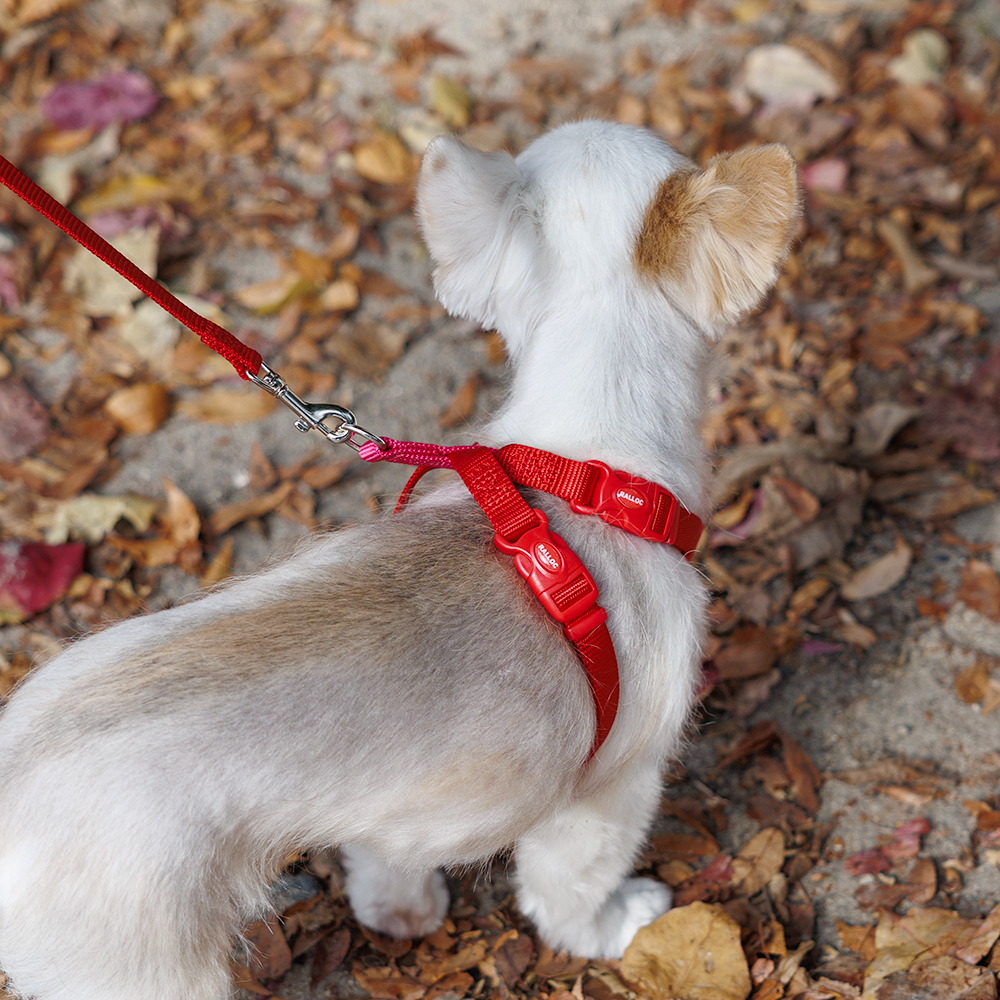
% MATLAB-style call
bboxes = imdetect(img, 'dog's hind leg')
[513,763,670,959]
[342,844,449,939]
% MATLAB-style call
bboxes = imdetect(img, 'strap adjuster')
[494,510,602,628]
[570,461,680,544]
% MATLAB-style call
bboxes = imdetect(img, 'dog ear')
[634,144,800,332]
[416,136,522,326]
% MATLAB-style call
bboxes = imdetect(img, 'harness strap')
[363,437,704,558]
[449,447,620,758]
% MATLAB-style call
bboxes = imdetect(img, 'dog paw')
[344,847,449,940]
[600,878,671,957]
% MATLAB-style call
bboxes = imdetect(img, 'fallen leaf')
[887,30,950,86]
[45,494,158,544]
[233,273,309,315]
[0,380,50,463]
[744,44,841,110]
[844,849,892,876]
[955,660,994,704]
[318,279,360,312]
[874,954,994,1000]
[245,916,293,981]
[438,375,480,429]
[200,537,233,588]
[104,382,171,434]
[176,389,276,425]
[353,132,415,185]
[209,482,295,535]
[714,626,779,680]
[622,901,751,1000]
[841,538,912,601]
[429,75,473,128]
[62,225,159,317]
[881,817,931,861]
[0,540,85,623]
[957,561,1000,623]
[42,71,158,130]
[731,828,785,896]
[162,478,199,547]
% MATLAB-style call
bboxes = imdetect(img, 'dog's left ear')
[416,136,523,327]
[634,144,800,333]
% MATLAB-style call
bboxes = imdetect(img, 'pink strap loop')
[358,437,478,468]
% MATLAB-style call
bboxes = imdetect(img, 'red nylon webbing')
[495,444,599,506]
[449,447,540,542]
[0,154,262,380]
[450,447,619,757]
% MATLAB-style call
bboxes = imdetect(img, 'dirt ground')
[3,0,1000,997]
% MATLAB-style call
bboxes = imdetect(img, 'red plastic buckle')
[571,461,679,544]
[494,509,607,638]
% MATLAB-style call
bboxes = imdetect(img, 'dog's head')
[416,121,799,340]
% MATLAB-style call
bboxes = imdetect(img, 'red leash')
[0,155,261,380]
[0,152,705,759]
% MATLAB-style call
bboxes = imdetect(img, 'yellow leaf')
[622,901,751,1000]
[176,389,275,425]
[353,132,415,185]
[429,75,473,129]
[233,273,310,315]
[45,494,158,544]
[76,174,198,215]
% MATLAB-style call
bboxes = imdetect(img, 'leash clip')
[249,363,387,453]
[494,509,606,640]
[571,460,679,544]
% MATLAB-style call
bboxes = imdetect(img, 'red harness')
[359,439,703,757]
[0,153,704,760]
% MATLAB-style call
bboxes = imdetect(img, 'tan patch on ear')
[634,168,699,281]
[635,145,800,330]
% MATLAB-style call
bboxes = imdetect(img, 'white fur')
[0,121,796,999]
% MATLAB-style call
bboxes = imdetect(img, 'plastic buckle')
[570,461,679,544]
[494,509,604,633]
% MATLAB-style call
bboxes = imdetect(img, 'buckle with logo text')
[571,461,679,544]
[494,510,605,635]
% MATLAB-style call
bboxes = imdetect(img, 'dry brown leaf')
[841,537,912,601]
[209,482,295,534]
[955,660,993,704]
[957,561,1000,623]
[873,954,995,1000]
[714,626,779,680]
[103,383,171,435]
[11,0,83,24]
[771,474,820,522]
[162,478,200,548]
[177,389,276,425]
[200,537,233,588]
[438,375,480,429]
[354,132,415,185]
[621,901,751,1000]
[731,828,785,896]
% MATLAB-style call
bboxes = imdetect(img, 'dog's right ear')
[416,136,522,327]
[634,144,800,334]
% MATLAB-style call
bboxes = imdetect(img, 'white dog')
[0,121,798,1000]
